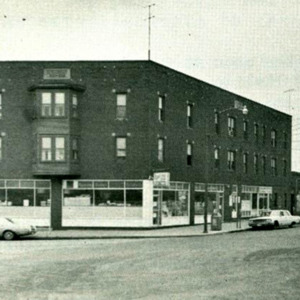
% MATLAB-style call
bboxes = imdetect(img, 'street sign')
[153,172,170,187]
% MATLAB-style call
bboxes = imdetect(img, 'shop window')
[40,136,65,162]
[72,94,78,118]
[243,153,248,173]
[228,117,236,137]
[214,111,219,134]
[158,96,165,122]
[271,158,277,176]
[116,94,127,120]
[41,92,65,117]
[214,148,219,168]
[187,143,192,166]
[252,194,257,209]
[227,151,236,170]
[158,138,165,162]
[243,120,248,139]
[116,137,126,157]
[187,104,193,128]
[271,129,277,147]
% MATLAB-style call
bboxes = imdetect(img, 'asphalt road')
[1,227,300,300]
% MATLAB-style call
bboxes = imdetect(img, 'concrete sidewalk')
[33,220,251,239]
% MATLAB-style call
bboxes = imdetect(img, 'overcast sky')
[1,0,300,170]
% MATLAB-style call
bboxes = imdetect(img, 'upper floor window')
[283,132,288,149]
[40,136,65,162]
[254,123,259,141]
[158,138,165,162]
[116,94,127,120]
[214,112,219,134]
[187,104,193,128]
[262,156,266,175]
[228,117,236,137]
[187,143,192,166]
[283,159,287,176]
[72,94,78,118]
[227,151,236,170]
[0,93,2,119]
[214,148,220,168]
[72,138,79,161]
[254,154,259,174]
[116,137,126,157]
[271,130,277,147]
[243,153,248,173]
[262,125,266,144]
[41,92,65,117]
[158,96,165,122]
[0,137,2,160]
[271,157,277,176]
[243,120,248,139]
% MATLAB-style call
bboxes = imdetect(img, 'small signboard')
[153,172,170,187]
[43,68,71,80]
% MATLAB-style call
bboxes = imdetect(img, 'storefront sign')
[258,186,272,194]
[43,68,71,80]
[153,172,170,187]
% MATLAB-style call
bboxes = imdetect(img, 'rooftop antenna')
[146,3,155,60]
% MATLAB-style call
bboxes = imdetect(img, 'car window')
[270,211,280,217]
[285,211,291,216]
[5,218,14,223]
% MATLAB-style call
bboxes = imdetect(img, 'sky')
[1,0,300,170]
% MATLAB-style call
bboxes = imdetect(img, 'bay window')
[41,136,66,162]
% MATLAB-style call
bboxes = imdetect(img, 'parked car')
[0,218,37,240]
[248,210,300,229]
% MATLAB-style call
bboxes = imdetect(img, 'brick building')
[0,60,293,228]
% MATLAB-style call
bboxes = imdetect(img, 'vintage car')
[248,210,300,229]
[0,217,37,240]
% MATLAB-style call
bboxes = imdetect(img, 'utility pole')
[147,3,155,60]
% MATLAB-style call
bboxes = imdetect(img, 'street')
[1,228,300,299]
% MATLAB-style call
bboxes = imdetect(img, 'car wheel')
[289,222,295,228]
[3,230,15,241]
[274,221,280,229]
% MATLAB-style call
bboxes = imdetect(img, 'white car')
[0,218,37,240]
[249,210,300,229]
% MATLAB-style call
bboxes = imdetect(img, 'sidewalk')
[33,220,251,240]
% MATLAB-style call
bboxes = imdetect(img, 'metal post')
[203,133,210,233]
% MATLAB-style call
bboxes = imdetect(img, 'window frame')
[214,111,220,134]
[40,135,66,162]
[0,136,2,160]
[0,93,2,119]
[271,157,277,176]
[116,137,127,158]
[41,91,66,118]
[158,138,165,162]
[271,129,277,147]
[116,94,127,120]
[227,150,236,171]
[228,117,236,137]
[187,104,193,128]
[243,153,248,173]
[187,143,193,166]
[158,95,165,122]
[214,148,220,168]
[71,138,79,161]
[243,120,248,139]
[72,94,78,118]
[254,123,259,141]
[254,154,259,174]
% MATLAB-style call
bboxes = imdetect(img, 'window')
[0,93,2,119]
[243,121,248,139]
[72,138,79,160]
[116,137,126,157]
[228,117,236,136]
[41,137,52,161]
[54,93,65,116]
[158,96,165,122]
[254,154,258,174]
[187,104,193,128]
[41,92,65,117]
[187,143,192,166]
[55,137,65,161]
[116,94,127,120]
[0,137,2,160]
[271,158,277,176]
[283,159,287,176]
[41,93,52,116]
[262,156,266,175]
[254,123,259,141]
[227,151,236,170]
[41,136,65,162]
[262,125,266,144]
[72,94,78,118]
[271,130,276,147]
[243,153,248,173]
[214,112,219,134]
[214,148,219,168]
[158,138,165,162]
[283,132,288,149]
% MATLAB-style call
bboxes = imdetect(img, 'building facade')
[0,61,293,228]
